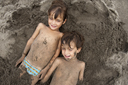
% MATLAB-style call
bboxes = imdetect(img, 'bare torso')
[26,26,62,70]
[50,57,83,85]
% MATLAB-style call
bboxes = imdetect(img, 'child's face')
[61,41,81,61]
[48,11,66,31]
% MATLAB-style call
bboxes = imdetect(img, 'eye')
[62,48,65,50]
[56,19,61,22]
[69,48,73,51]
[49,17,53,20]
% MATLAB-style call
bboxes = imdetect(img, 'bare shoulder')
[54,57,63,64]
[77,60,85,68]
[38,23,45,26]
[58,32,63,38]
[38,23,47,29]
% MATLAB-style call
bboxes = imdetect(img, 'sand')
[0,0,128,85]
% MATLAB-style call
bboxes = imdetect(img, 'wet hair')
[61,31,84,49]
[48,0,67,21]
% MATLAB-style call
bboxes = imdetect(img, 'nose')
[65,49,69,55]
[52,20,56,24]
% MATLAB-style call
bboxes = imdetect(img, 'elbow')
[27,38,34,45]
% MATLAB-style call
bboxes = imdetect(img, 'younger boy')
[41,31,85,85]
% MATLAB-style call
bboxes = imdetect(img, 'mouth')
[51,24,56,28]
[65,55,70,58]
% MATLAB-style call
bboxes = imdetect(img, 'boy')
[15,0,67,85]
[41,31,85,85]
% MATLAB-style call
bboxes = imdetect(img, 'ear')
[63,19,67,24]
[77,47,82,53]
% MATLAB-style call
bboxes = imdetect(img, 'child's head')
[61,31,84,61]
[48,0,67,31]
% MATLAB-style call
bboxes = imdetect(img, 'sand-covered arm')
[79,62,85,81]
[41,58,60,83]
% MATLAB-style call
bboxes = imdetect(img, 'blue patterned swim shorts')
[23,58,41,76]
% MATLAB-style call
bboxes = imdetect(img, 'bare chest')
[33,32,59,46]
[51,63,80,85]
[27,30,60,67]
[55,62,80,79]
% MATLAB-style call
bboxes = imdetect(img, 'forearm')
[79,62,85,81]
[39,56,57,79]
[41,74,50,83]
[48,47,61,67]
[46,54,59,70]
[45,38,61,69]
[22,45,30,57]
[40,55,59,76]
[41,59,59,83]
[22,38,34,57]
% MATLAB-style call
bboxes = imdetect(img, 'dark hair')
[61,31,84,49]
[48,0,67,21]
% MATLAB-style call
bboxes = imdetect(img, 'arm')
[15,23,43,67]
[22,23,43,56]
[79,62,85,81]
[47,38,62,69]
[41,58,60,83]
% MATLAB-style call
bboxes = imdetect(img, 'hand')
[15,57,24,67]
[38,66,49,80]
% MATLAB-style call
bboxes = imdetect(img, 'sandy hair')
[61,31,85,49]
[48,0,67,20]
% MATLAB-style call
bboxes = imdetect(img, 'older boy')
[41,31,85,85]
[15,0,67,85]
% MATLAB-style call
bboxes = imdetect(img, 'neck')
[68,56,78,62]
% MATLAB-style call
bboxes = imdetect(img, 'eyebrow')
[49,15,62,20]
[56,18,62,21]
[70,46,74,49]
